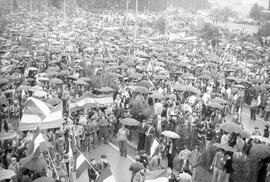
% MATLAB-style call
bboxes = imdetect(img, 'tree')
[249,3,262,21]
[200,22,220,41]
[259,22,270,36]
[221,7,238,23]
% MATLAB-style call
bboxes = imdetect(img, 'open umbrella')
[33,177,55,182]
[219,122,241,134]
[50,78,63,85]
[134,86,148,94]
[212,97,227,104]
[249,144,270,159]
[213,143,236,152]
[0,131,18,140]
[208,102,224,109]
[137,80,154,89]
[120,118,140,126]
[0,169,16,180]
[186,86,201,95]
[17,85,31,91]
[198,74,211,80]
[173,84,186,92]
[20,156,47,171]
[239,130,251,138]
[149,92,165,100]
[74,79,88,85]
[161,131,180,139]
[33,90,48,97]
[47,98,61,106]
[251,135,270,144]
[99,87,114,93]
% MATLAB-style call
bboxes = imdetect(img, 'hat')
[11,157,16,161]
[255,126,259,129]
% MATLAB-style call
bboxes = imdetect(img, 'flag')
[96,167,116,182]
[150,138,160,158]
[25,131,45,156]
[145,170,168,182]
[19,97,63,131]
[76,153,90,179]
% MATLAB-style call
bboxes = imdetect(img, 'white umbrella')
[161,131,180,139]
[33,90,48,97]
[0,169,16,180]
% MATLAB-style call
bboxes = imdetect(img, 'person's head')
[100,154,107,163]
[121,124,125,128]
[255,127,259,131]
[139,168,145,175]
[167,167,172,174]
[265,124,269,130]
[90,158,96,165]
[11,157,16,164]
[183,166,189,173]
[194,145,200,152]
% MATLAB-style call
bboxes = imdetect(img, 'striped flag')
[145,169,168,182]
[150,138,160,158]
[19,97,62,131]
[25,131,45,156]
[76,153,90,179]
[96,167,116,182]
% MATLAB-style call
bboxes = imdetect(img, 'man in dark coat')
[137,120,147,152]
[129,156,145,182]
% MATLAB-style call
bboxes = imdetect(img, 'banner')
[71,93,113,109]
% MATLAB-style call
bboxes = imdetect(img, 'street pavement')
[77,107,268,182]
[84,142,135,182]
[227,106,268,135]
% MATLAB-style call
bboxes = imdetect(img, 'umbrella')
[20,156,47,171]
[0,131,18,140]
[212,97,227,104]
[173,84,186,92]
[239,130,251,138]
[79,77,91,82]
[137,80,154,89]
[233,84,245,89]
[161,131,180,139]
[134,86,148,94]
[17,85,31,91]
[30,85,43,92]
[0,169,16,180]
[149,92,165,100]
[251,78,262,84]
[33,177,55,182]
[74,79,88,85]
[47,98,61,106]
[251,135,270,144]
[208,102,224,109]
[0,78,9,84]
[120,118,140,126]
[219,122,241,134]
[213,143,236,152]
[98,87,114,93]
[198,74,211,80]
[33,90,48,97]
[186,86,201,95]
[50,78,63,84]
[28,67,38,71]
[249,144,270,159]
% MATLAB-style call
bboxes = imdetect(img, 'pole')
[64,0,66,17]
[30,0,32,12]
[77,149,98,173]
[47,149,59,179]
[148,0,150,13]
[134,0,138,41]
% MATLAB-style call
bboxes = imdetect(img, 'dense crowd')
[0,6,270,182]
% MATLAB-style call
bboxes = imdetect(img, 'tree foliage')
[200,22,220,41]
[209,7,238,23]
[259,22,270,36]
[249,3,262,21]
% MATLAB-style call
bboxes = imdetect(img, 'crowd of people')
[0,5,270,182]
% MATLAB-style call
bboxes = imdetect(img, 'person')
[97,154,110,172]
[137,120,147,152]
[144,121,155,155]
[264,97,270,122]
[210,149,226,182]
[263,124,269,138]
[189,145,201,182]
[88,158,99,182]
[8,157,20,182]
[132,168,145,182]
[177,167,192,182]
[166,138,175,169]
[222,152,234,182]
[250,94,261,121]
[129,156,145,182]
[251,127,262,136]
[117,124,129,157]
[179,145,191,172]
[167,167,177,182]
[148,152,163,171]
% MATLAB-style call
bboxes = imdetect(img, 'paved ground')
[83,143,135,182]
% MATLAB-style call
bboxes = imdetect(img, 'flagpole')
[47,149,59,179]
[76,149,98,173]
